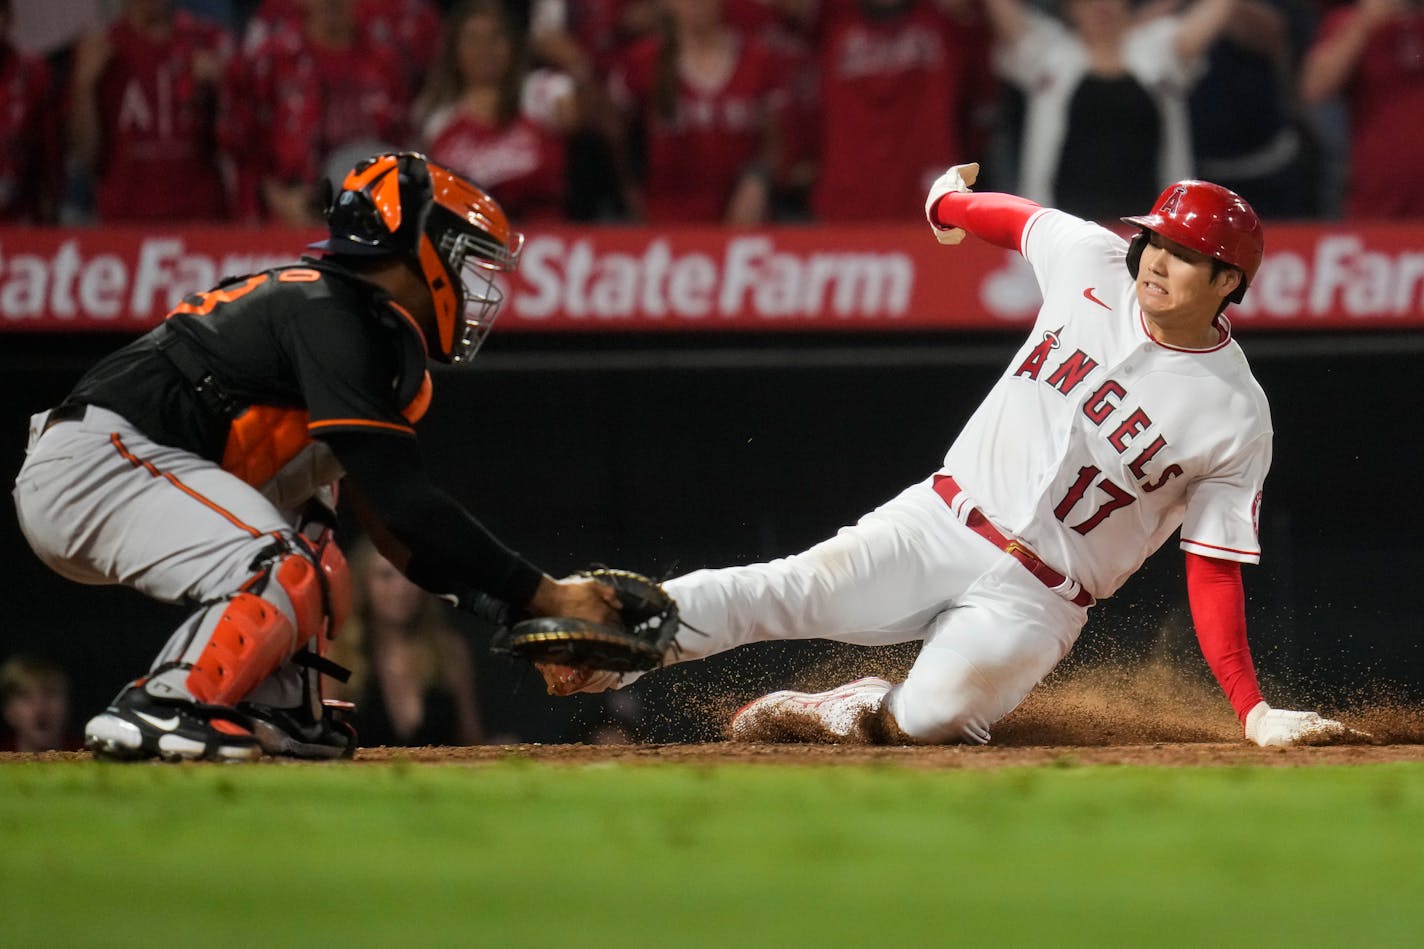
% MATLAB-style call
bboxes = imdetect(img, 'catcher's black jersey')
[67,259,429,463]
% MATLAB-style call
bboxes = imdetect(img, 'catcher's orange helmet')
[315,152,524,363]
[1122,180,1263,304]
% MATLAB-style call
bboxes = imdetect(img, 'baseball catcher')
[13,152,621,762]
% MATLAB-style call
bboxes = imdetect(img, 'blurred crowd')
[1,0,1421,227]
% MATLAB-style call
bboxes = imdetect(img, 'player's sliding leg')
[730,527,1089,745]
[882,576,1080,743]
[730,677,896,743]
[545,480,995,697]
[538,484,967,696]
[664,481,990,661]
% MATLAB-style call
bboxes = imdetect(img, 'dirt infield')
[6,741,1422,769]
[339,661,1423,768]
[343,741,1424,769]
[7,660,1419,769]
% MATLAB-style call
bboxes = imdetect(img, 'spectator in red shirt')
[416,0,576,224]
[724,0,819,217]
[529,0,661,219]
[357,0,443,97]
[237,0,303,50]
[608,0,786,224]
[68,0,231,223]
[222,0,408,224]
[530,0,660,83]
[1300,0,1424,219]
[0,0,60,223]
[809,0,994,223]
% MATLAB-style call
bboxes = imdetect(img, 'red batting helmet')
[314,152,525,364]
[1122,180,1263,304]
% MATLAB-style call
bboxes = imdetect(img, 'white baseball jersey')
[942,208,1273,599]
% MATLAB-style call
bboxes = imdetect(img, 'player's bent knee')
[273,554,324,645]
[890,655,996,744]
[891,698,992,745]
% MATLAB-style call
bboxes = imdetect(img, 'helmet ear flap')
[1126,231,1148,279]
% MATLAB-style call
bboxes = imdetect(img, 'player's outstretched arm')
[327,430,618,625]
[924,162,1043,251]
[924,162,980,245]
[1186,553,1358,746]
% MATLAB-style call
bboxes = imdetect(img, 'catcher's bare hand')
[534,663,622,697]
[527,575,621,625]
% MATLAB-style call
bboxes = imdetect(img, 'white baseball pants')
[663,478,1091,743]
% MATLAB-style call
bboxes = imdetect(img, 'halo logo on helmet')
[1121,180,1264,305]
[316,152,525,363]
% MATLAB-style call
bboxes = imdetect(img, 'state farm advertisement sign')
[0,223,1420,332]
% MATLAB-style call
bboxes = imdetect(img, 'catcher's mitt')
[492,568,679,672]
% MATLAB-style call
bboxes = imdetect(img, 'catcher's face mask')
[419,163,525,364]
[317,152,525,364]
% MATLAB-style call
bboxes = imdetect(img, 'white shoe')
[729,677,893,744]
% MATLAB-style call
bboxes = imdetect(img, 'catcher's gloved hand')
[1243,701,1364,747]
[492,568,680,677]
[924,161,980,245]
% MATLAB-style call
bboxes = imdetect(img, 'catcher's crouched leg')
[88,542,330,762]
[136,541,354,758]
[494,568,681,696]
[140,546,324,705]
[239,526,357,759]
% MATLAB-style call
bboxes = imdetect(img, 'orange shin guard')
[186,593,297,706]
[275,555,324,643]
[186,554,327,706]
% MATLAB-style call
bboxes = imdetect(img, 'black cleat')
[84,683,262,763]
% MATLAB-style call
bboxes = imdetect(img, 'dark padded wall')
[4,331,1420,739]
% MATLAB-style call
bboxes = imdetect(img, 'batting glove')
[1244,701,1349,747]
[925,162,980,245]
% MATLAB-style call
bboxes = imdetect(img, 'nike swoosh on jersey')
[135,710,182,731]
[1082,287,1111,310]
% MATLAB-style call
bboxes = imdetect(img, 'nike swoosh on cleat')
[134,710,182,731]
[1082,287,1111,310]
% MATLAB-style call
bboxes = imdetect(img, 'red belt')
[932,475,1095,608]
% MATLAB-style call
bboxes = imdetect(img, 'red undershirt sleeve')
[1185,552,1265,722]
[929,191,1042,252]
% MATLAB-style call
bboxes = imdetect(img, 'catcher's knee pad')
[313,531,351,637]
[185,551,326,706]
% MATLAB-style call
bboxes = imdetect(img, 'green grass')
[2,760,1421,948]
